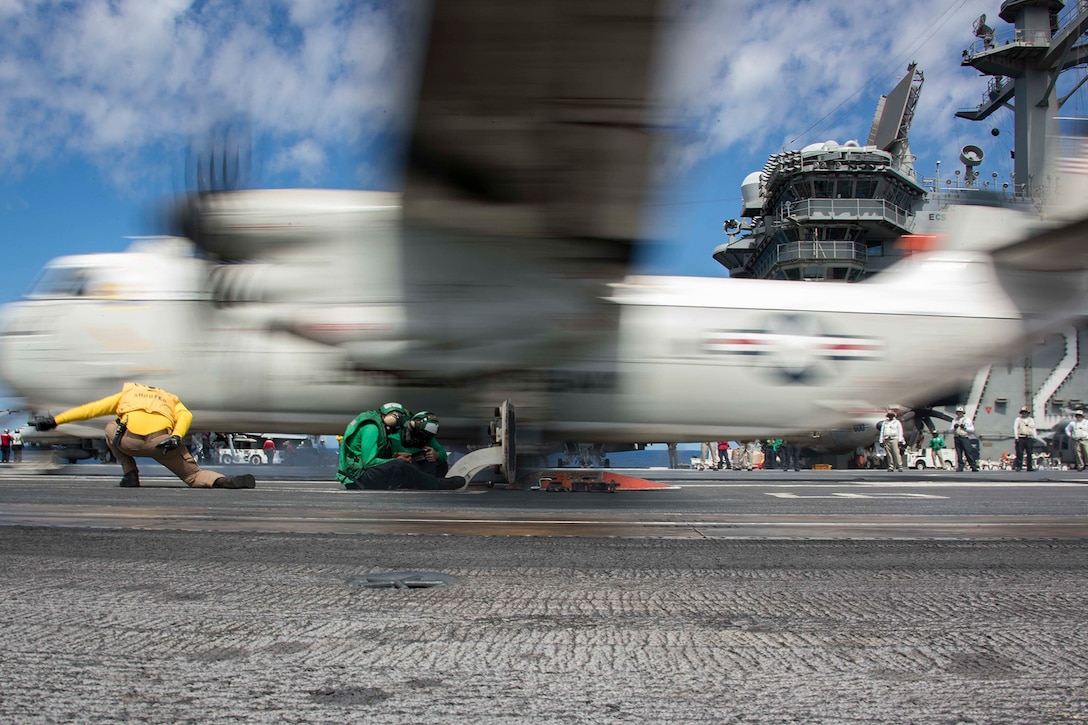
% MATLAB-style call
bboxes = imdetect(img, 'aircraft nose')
[0,303,19,395]
[0,301,43,399]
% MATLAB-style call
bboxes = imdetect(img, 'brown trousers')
[104,421,222,488]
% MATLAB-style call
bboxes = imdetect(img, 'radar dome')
[740,171,764,217]
[801,140,840,154]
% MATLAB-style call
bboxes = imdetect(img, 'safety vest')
[337,411,391,484]
[115,382,179,422]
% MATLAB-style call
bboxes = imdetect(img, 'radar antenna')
[972,14,995,47]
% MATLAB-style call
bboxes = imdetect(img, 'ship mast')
[956,0,1088,198]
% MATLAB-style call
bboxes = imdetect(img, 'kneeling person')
[33,382,255,489]
[338,403,464,490]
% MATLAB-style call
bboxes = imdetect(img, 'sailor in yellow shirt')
[32,382,255,489]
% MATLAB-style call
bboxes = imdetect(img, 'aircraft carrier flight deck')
[1,464,1086,724]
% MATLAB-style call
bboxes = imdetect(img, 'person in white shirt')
[10,429,23,463]
[878,408,906,471]
[1065,409,1088,471]
[1013,406,1037,472]
[948,406,979,472]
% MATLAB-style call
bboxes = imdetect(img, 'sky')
[2,0,1087,312]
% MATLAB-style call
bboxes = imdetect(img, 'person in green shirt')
[393,410,449,477]
[338,403,463,490]
[928,433,947,469]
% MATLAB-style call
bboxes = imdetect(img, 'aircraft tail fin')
[991,129,1088,272]
[1047,129,1088,222]
[991,215,1088,272]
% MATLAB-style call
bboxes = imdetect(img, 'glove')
[156,435,182,452]
[32,415,57,431]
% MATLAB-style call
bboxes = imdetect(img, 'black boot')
[119,472,140,488]
[212,474,256,489]
[437,476,467,490]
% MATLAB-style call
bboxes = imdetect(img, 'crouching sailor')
[33,382,255,489]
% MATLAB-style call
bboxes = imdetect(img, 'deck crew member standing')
[948,406,979,472]
[780,438,801,471]
[32,382,255,489]
[878,408,906,471]
[1012,406,1037,472]
[716,440,731,470]
[262,437,276,464]
[927,433,946,469]
[1066,409,1088,471]
[10,428,23,462]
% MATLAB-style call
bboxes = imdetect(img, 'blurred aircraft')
[2,0,1088,470]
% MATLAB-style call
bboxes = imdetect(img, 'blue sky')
[1,0,1085,312]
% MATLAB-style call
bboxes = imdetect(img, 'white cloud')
[0,0,1072,200]
[657,0,1017,183]
[269,138,327,182]
[0,0,426,188]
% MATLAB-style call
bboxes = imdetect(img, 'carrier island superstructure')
[714,0,1088,458]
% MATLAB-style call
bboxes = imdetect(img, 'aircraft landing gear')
[557,443,610,468]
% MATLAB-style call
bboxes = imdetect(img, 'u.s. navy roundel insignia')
[701,314,884,384]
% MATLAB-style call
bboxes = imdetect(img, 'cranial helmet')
[378,402,408,430]
[403,411,440,446]
[379,402,407,417]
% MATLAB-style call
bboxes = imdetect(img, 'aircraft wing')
[402,0,664,281]
[388,0,669,382]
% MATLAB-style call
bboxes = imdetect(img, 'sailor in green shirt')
[393,410,449,477]
[928,433,947,469]
[338,403,464,490]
